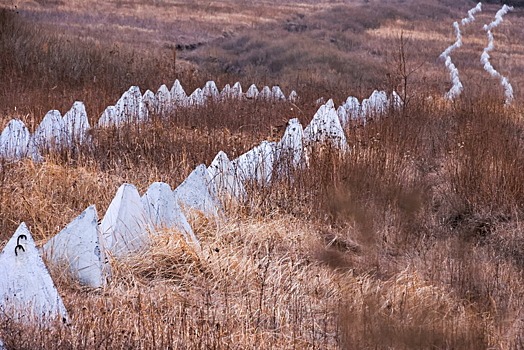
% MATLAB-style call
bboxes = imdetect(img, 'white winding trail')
[440,3,482,100]
[481,4,514,105]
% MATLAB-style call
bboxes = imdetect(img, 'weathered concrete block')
[155,84,172,117]
[171,79,188,107]
[342,96,361,124]
[97,105,117,127]
[231,82,243,98]
[203,81,220,100]
[303,99,347,150]
[188,88,205,106]
[259,86,272,100]
[34,110,66,151]
[43,206,109,288]
[275,118,304,173]
[246,84,259,99]
[271,86,286,100]
[0,223,68,323]
[174,164,220,218]
[63,101,90,145]
[207,151,246,200]
[288,90,298,103]
[142,89,157,115]
[360,90,388,119]
[232,141,276,186]
[100,184,150,258]
[0,120,41,161]
[141,182,198,245]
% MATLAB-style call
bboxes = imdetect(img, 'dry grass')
[2,1,524,349]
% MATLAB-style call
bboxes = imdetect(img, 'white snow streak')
[481,4,514,105]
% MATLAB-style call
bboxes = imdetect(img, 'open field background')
[2,0,524,348]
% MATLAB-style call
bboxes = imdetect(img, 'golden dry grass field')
[2,0,524,348]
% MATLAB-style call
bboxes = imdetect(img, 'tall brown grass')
[2,1,524,349]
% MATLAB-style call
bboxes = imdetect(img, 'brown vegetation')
[1,1,524,348]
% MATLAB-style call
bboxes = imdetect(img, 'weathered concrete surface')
[63,101,90,145]
[275,118,304,175]
[141,182,199,245]
[303,100,347,150]
[232,141,276,186]
[207,151,246,201]
[0,120,41,161]
[43,206,109,288]
[34,110,66,151]
[100,184,150,258]
[0,223,68,323]
[174,164,220,218]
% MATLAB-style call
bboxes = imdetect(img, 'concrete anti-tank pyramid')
[170,79,188,107]
[155,84,172,117]
[303,99,347,150]
[259,86,272,100]
[232,140,276,186]
[207,151,246,201]
[360,90,388,119]
[100,184,150,258]
[63,101,90,146]
[0,223,68,323]
[0,120,41,161]
[342,96,361,124]
[97,106,117,127]
[390,91,403,110]
[271,86,286,100]
[43,205,109,288]
[174,164,220,218]
[275,118,304,174]
[220,84,232,99]
[231,82,243,98]
[288,90,298,103]
[203,81,220,100]
[188,88,205,106]
[114,86,148,125]
[142,89,157,116]
[34,110,66,151]
[141,182,198,245]
[246,84,259,99]
[336,106,349,129]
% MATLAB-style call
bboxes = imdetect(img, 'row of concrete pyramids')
[0,86,401,331]
[0,80,400,164]
[0,81,295,162]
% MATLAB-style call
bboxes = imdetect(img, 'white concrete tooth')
[203,81,220,101]
[173,164,220,219]
[246,84,259,99]
[275,118,304,175]
[207,151,246,201]
[303,99,347,150]
[0,119,41,161]
[155,84,172,117]
[100,184,150,258]
[188,88,205,106]
[232,82,243,98]
[0,223,68,324]
[288,90,298,103]
[34,110,66,151]
[141,182,198,246]
[232,141,276,186]
[63,101,90,146]
[43,205,110,288]
[171,79,188,107]
[259,86,272,100]
[271,86,286,101]
[98,105,117,127]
